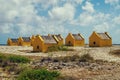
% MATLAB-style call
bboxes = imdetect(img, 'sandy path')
[0,46,120,62]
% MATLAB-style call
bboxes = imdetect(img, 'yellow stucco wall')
[89,32,112,47]
[18,37,31,46]
[43,43,57,52]
[65,33,84,46]
[74,40,84,46]
[31,35,36,46]
[65,33,74,46]
[7,39,18,46]
[33,35,57,52]
[57,40,64,46]
[99,39,112,47]
[89,32,100,47]
[58,35,64,46]
[33,35,44,52]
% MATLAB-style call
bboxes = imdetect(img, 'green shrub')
[0,53,30,63]
[0,53,6,62]
[8,55,30,63]
[17,69,60,80]
[79,54,94,62]
[52,55,80,63]
[47,46,59,52]
[60,55,80,62]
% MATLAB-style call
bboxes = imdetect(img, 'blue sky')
[0,0,120,44]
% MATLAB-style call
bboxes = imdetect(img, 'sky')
[0,0,120,44]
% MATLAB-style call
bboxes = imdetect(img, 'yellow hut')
[33,35,57,52]
[65,33,85,46]
[7,38,18,46]
[18,37,31,46]
[51,34,64,46]
[31,35,36,46]
[89,31,112,47]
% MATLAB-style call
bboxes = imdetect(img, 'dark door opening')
[93,42,96,45]
[68,41,72,46]
[68,41,71,46]
[37,45,39,49]
[19,42,21,46]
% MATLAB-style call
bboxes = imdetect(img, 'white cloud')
[78,12,94,26]
[73,12,111,27]
[93,23,109,32]
[48,3,75,21]
[105,0,119,4]
[82,1,95,13]
[0,24,13,34]
[105,0,120,9]
[33,0,58,10]
[113,16,120,25]
[74,0,83,4]
[0,0,120,44]
[0,0,68,36]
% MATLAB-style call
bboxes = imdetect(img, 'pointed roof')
[97,33,111,39]
[22,37,31,42]
[11,38,18,43]
[72,34,84,40]
[54,34,63,41]
[41,36,57,44]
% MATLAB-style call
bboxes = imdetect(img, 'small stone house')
[18,37,31,46]
[65,33,85,46]
[31,35,36,46]
[51,34,64,46]
[7,38,18,46]
[89,31,112,47]
[33,35,57,52]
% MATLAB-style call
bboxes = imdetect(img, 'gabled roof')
[22,37,31,42]
[54,35,63,41]
[11,38,18,43]
[72,34,84,40]
[41,36,57,44]
[97,33,110,39]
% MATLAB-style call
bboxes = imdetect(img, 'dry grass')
[109,49,120,57]
[47,45,74,52]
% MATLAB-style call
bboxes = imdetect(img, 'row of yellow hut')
[7,31,112,52]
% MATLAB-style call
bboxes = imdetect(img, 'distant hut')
[33,35,57,52]
[89,31,112,47]
[51,34,64,46]
[65,33,85,46]
[31,35,36,46]
[7,38,18,46]
[18,37,31,46]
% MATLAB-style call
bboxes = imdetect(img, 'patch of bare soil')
[109,49,120,57]
[0,46,120,80]
[60,63,120,80]
[31,56,120,80]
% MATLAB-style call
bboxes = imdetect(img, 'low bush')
[0,53,6,62]
[47,46,59,52]
[17,69,60,80]
[52,55,80,62]
[8,55,30,63]
[79,54,94,62]
[0,53,30,64]
[109,49,120,57]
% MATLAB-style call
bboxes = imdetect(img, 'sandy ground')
[0,45,120,80]
[0,45,120,62]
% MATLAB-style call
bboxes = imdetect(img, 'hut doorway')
[93,42,96,45]
[68,41,72,46]
[37,45,39,49]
